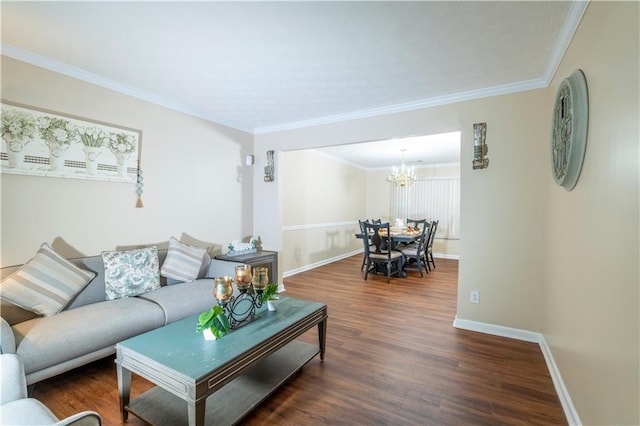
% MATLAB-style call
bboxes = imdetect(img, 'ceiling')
[1,1,586,168]
[310,131,462,170]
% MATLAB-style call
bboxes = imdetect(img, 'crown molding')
[3,0,588,137]
[253,78,547,134]
[543,0,590,84]
[1,43,254,134]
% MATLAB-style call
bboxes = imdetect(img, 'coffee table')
[116,297,327,426]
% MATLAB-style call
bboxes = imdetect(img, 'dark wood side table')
[215,250,278,283]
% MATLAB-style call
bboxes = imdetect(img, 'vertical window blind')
[390,176,460,239]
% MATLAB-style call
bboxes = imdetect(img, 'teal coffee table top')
[117,296,325,381]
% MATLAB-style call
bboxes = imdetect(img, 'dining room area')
[356,217,439,282]
[279,131,461,282]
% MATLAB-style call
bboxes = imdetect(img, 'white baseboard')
[283,250,459,278]
[434,253,459,260]
[453,317,582,426]
[283,256,577,423]
[282,249,362,278]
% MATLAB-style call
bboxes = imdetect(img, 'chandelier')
[387,149,416,187]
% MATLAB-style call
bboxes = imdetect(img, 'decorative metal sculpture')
[472,122,489,170]
[551,69,588,191]
[264,150,275,182]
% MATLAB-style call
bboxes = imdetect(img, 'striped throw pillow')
[160,237,207,282]
[0,243,95,316]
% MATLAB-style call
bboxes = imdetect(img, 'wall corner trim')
[452,317,582,426]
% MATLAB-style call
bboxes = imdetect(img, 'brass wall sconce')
[472,122,489,169]
[264,150,275,182]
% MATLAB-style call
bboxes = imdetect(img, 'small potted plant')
[260,283,280,311]
[196,305,230,340]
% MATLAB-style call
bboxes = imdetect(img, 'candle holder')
[234,264,252,291]
[213,265,269,330]
[213,276,233,304]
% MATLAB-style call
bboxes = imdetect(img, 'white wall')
[1,56,254,266]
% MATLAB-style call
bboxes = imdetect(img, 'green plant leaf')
[260,283,279,303]
[198,309,215,326]
[196,305,230,338]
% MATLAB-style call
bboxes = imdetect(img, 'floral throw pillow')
[102,247,160,300]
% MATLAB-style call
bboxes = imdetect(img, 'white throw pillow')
[0,243,96,316]
[160,237,208,282]
[102,246,160,300]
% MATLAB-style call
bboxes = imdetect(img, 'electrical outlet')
[470,290,480,304]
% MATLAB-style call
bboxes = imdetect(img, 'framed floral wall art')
[0,100,142,184]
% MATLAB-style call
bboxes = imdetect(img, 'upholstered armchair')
[0,354,101,425]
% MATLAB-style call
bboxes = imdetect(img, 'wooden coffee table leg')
[188,398,206,426]
[318,316,327,360]
[116,361,131,421]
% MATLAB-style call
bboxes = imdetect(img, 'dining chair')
[362,221,404,283]
[406,218,424,229]
[401,221,430,277]
[395,218,426,249]
[358,219,375,271]
[425,220,439,271]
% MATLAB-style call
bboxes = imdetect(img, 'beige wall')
[281,150,364,273]
[279,149,460,275]
[543,2,639,424]
[255,4,638,423]
[1,56,254,266]
[256,90,548,332]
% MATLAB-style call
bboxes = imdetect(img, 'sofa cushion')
[0,243,96,316]
[137,279,218,324]
[102,247,160,300]
[12,297,165,375]
[0,300,38,326]
[160,237,207,283]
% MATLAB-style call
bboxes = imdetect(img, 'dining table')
[355,229,422,246]
[355,229,422,278]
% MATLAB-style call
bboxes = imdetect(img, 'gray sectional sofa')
[0,249,241,385]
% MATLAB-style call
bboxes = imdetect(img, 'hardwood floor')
[34,255,566,425]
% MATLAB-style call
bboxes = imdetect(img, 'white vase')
[203,328,217,341]
[48,142,67,171]
[267,298,279,311]
[83,146,102,175]
[116,152,131,177]
[4,135,27,168]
